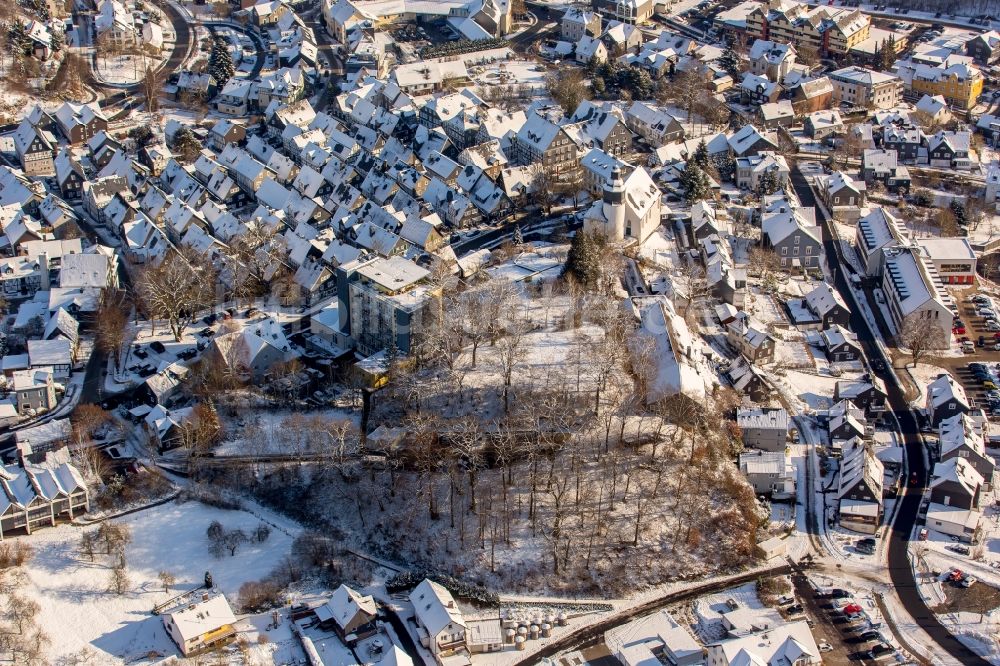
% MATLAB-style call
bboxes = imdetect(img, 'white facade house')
[162,592,238,656]
[411,579,469,666]
[706,620,819,666]
[880,247,953,347]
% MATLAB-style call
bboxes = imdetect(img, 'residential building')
[726,312,775,362]
[706,620,820,666]
[860,149,911,193]
[855,207,906,277]
[744,0,871,56]
[898,60,984,111]
[760,199,823,272]
[411,579,469,666]
[511,112,581,180]
[624,102,684,146]
[926,373,970,428]
[605,610,702,666]
[833,377,887,416]
[12,368,55,415]
[739,450,796,498]
[13,121,56,177]
[880,247,953,348]
[734,152,789,191]
[591,0,654,25]
[727,356,773,403]
[926,130,972,170]
[570,101,632,156]
[338,256,436,357]
[828,66,902,109]
[748,39,796,80]
[965,31,1000,66]
[162,592,238,656]
[817,171,866,222]
[737,407,789,452]
[803,282,850,329]
[925,502,982,542]
[562,7,601,41]
[0,451,89,537]
[838,441,884,534]
[930,456,983,510]
[939,412,995,489]
[803,110,844,140]
[821,325,862,362]
[881,123,924,163]
[316,584,378,644]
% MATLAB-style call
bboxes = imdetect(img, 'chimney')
[202,592,209,601]
[38,253,49,290]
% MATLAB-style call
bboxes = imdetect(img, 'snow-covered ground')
[17,498,299,663]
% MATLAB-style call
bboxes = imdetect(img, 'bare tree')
[545,68,590,116]
[158,570,176,594]
[134,248,216,341]
[107,565,130,595]
[94,290,131,371]
[223,529,248,556]
[222,224,287,303]
[899,312,948,367]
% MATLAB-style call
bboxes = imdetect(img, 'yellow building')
[909,62,983,111]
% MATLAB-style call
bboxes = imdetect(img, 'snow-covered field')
[18,498,298,663]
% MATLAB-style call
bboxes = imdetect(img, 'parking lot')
[949,292,1000,414]
[792,574,899,664]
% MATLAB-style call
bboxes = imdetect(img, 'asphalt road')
[789,161,989,665]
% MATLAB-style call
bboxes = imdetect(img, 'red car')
[954,326,967,335]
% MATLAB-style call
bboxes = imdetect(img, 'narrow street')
[789,161,988,665]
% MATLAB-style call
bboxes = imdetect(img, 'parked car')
[962,575,977,587]
[947,544,971,555]
[859,630,881,641]
[918,528,928,540]
[149,341,166,354]
[830,589,851,599]
[818,641,833,652]
[867,644,894,658]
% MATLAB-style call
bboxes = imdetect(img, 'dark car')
[786,604,803,615]
[868,644,893,658]
[859,630,881,641]
[203,313,218,325]
[133,348,148,359]
[149,341,166,354]
[199,328,215,338]
[831,589,850,599]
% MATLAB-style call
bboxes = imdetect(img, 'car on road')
[947,544,971,555]
[830,588,850,599]
[918,528,928,540]
[818,641,833,652]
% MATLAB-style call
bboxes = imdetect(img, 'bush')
[0,542,33,569]
[238,579,284,613]
[385,571,499,607]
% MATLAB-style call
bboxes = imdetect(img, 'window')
[781,247,787,256]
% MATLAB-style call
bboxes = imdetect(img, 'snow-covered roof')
[324,584,377,632]
[708,621,818,666]
[605,610,701,666]
[411,579,465,637]
[926,373,969,411]
[163,593,237,643]
[804,282,846,318]
[931,456,984,496]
